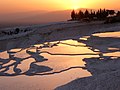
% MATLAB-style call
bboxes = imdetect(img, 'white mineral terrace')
[0,21,120,90]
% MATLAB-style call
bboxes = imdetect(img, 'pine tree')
[78,10,84,20]
[102,9,108,19]
[71,10,76,20]
[84,9,89,18]
[89,10,95,20]
[96,10,99,19]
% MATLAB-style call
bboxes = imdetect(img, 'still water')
[0,31,119,90]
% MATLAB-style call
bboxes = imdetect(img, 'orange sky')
[0,0,120,13]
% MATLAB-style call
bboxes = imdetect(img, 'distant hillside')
[0,10,49,28]
[18,10,71,24]
[0,10,72,28]
[0,10,47,23]
[0,8,99,28]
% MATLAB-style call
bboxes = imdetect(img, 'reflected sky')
[93,31,120,38]
[0,31,120,90]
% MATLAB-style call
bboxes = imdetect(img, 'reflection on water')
[108,48,120,51]
[92,31,120,59]
[0,68,90,90]
[41,40,96,54]
[0,39,98,90]
[93,31,120,37]
[104,52,120,57]
[39,40,99,74]
[0,51,9,59]
[0,31,120,90]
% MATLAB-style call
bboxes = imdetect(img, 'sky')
[0,0,120,14]
[0,0,120,25]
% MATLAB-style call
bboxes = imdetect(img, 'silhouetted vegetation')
[70,8,120,23]
[0,28,31,36]
[117,11,120,16]
[71,10,76,20]
[104,10,120,24]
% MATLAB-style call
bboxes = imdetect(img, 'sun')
[73,6,80,10]
[71,0,80,10]
[60,0,88,10]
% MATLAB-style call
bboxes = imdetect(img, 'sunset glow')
[70,0,81,10]
[0,0,120,13]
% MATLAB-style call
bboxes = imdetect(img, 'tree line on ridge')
[70,8,120,22]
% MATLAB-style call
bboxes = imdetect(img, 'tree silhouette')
[102,9,109,19]
[108,10,115,15]
[89,10,96,20]
[70,8,117,22]
[78,10,84,20]
[84,9,89,18]
[117,11,120,16]
[71,10,76,20]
